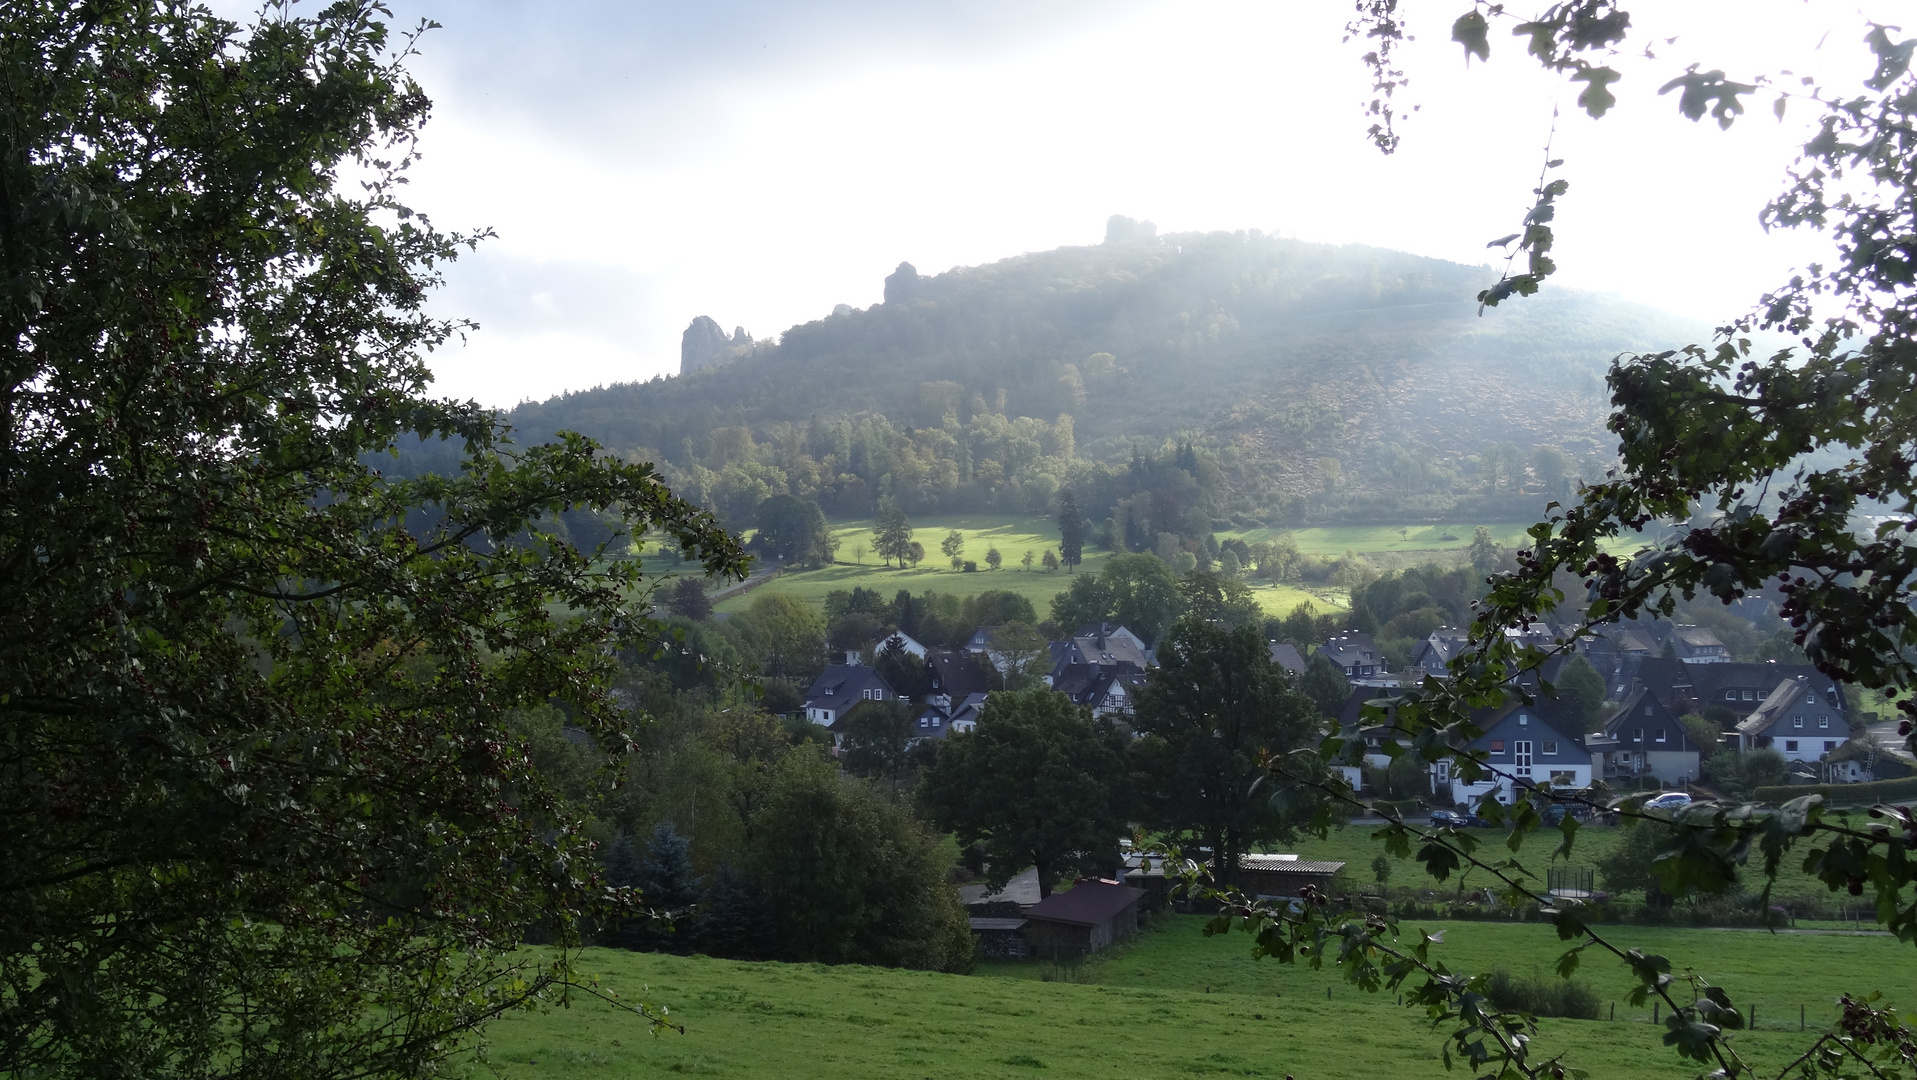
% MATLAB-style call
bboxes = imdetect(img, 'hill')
[495,219,1704,533]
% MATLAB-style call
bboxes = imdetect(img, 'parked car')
[1645,792,1694,810]
[1431,808,1489,829]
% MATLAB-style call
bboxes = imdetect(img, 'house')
[1051,661,1146,720]
[1673,626,1729,662]
[870,628,929,660]
[1586,686,1701,785]
[1267,642,1307,675]
[1319,631,1391,685]
[912,703,957,740]
[1436,701,1596,807]
[1049,624,1152,681]
[924,649,991,706]
[1235,854,1345,899]
[1332,686,1408,791]
[1736,677,1851,764]
[1410,628,1472,678]
[946,692,989,734]
[1074,622,1150,654]
[1690,663,1847,721]
[802,664,899,726]
[1019,880,1145,957]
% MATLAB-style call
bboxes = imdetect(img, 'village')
[797,608,1897,959]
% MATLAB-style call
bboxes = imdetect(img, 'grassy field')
[454,915,1914,1080]
[713,513,1346,619]
[1272,819,1879,912]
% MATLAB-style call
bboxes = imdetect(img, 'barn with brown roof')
[1019,880,1145,957]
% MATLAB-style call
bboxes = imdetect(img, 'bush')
[1483,969,1602,1019]
[1752,775,1917,806]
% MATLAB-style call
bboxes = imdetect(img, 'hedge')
[1752,775,1917,806]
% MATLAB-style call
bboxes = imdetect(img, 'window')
[918,716,929,728]
[1490,739,1505,753]
[1758,690,1769,700]
[932,715,942,728]
[1514,740,1534,778]
[1742,690,1756,701]
[1634,727,1645,742]
[1656,728,1667,742]
[1644,705,1653,716]
[1793,715,1803,728]
[824,687,835,696]
[1819,716,1829,729]
[1824,740,1836,752]
[1542,741,1559,754]
[1785,740,1799,752]
[1725,690,1738,700]
[1550,770,1576,785]
[1518,713,1529,726]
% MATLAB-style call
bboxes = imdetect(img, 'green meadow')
[713,513,1348,619]
[456,915,1912,1080]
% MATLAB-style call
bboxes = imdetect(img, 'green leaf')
[1571,66,1622,118]
[1451,11,1490,64]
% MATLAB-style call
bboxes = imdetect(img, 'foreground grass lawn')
[458,915,1913,1079]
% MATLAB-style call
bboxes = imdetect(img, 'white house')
[1736,677,1848,764]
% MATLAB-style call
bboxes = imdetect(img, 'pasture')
[712,513,1348,618]
[454,914,1913,1079]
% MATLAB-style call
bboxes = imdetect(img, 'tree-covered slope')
[499,225,1701,530]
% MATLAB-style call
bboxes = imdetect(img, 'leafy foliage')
[919,689,1132,897]
[0,4,745,1076]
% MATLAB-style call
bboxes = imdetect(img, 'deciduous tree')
[0,4,746,1075]
[920,690,1132,897]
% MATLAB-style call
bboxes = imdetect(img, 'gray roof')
[957,865,1042,907]
[968,917,1029,932]
[1239,854,1345,875]
[1268,642,1307,673]
[803,664,896,710]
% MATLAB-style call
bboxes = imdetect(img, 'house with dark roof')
[1693,663,1847,720]
[1051,661,1146,720]
[1019,880,1145,957]
[1410,628,1472,678]
[1319,632,1393,685]
[1267,642,1307,675]
[1737,677,1851,764]
[1436,700,1596,807]
[803,664,899,726]
[924,649,991,706]
[1048,624,1152,682]
[1586,686,1701,785]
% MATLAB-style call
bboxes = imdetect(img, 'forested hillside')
[488,220,1701,532]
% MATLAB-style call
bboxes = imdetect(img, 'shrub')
[1483,969,1601,1020]
[1752,775,1917,806]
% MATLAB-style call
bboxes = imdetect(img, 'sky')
[282,1,1885,407]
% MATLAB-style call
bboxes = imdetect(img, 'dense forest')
[469,219,1702,532]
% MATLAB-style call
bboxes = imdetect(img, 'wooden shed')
[1236,854,1345,900]
[1019,881,1144,958]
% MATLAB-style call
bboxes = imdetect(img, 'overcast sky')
[316,1,1882,407]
